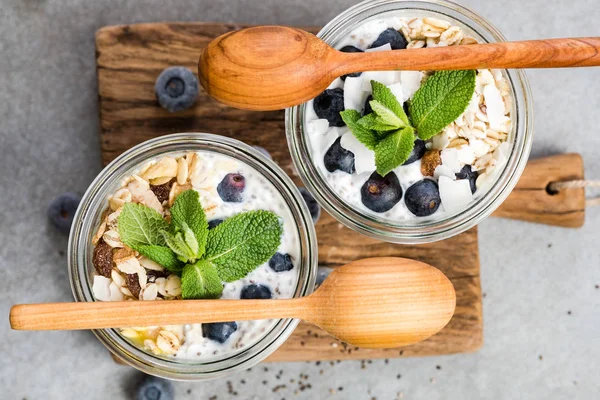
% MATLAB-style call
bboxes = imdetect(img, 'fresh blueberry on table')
[361,172,403,213]
[47,192,81,234]
[339,45,363,80]
[324,137,355,174]
[269,252,294,273]
[370,28,408,50]
[134,374,174,400]
[403,139,426,165]
[241,284,272,299]
[253,145,272,160]
[455,165,478,194]
[404,179,441,217]
[202,322,238,343]
[362,94,373,116]
[154,66,199,112]
[217,173,245,202]
[313,88,345,127]
[208,218,224,229]
[298,187,321,223]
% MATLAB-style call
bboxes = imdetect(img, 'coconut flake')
[434,164,456,180]
[365,43,392,53]
[109,282,125,301]
[432,132,450,150]
[441,148,462,173]
[340,132,375,174]
[483,84,505,130]
[92,276,112,301]
[456,145,475,165]
[439,176,473,213]
[386,82,404,104]
[306,119,330,136]
[361,71,400,90]
[344,76,367,111]
[470,139,491,158]
[139,257,164,272]
[399,71,423,101]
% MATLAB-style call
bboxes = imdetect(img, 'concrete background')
[1,0,599,399]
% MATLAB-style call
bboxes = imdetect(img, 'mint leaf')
[136,244,183,273]
[357,113,400,133]
[205,210,282,282]
[118,202,169,248]
[340,109,379,150]
[369,100,406,129]
[181,260,223,299]
[374,127,416,176]
[409,70,476,140]
[170,189,208,259]
[162,230,197,263]
[371,80,410,126]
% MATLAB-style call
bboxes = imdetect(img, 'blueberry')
[47,192,81,234]
[362,95,373,116]
[339,45,363,81]
[134,375,174,400]
[241,284,272,299]
[404,179,441,217]
[298,187,321,223]
[361,172,402,213]
[370,28,408,50]
[154,66,199,112]
[269,252,294,272]
[313,88,345,127]
[202,322,238,343]
[403,139,426,165]
[208,218,224,229]
[455,165,478,194]
[253,146,272,160]
[324,137,355,174]
[217,173,245,202]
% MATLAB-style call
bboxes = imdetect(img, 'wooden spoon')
[198,25,600,110]
[9,257,455,348]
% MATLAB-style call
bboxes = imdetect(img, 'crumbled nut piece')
[93,239,113,278]
[447,138,469,149]
[113,247,137,264]
[139,257,165,272]
[421,150,442,176]
[102,229,124,248]
[109,188,132,211]
[150,181,173,203]
[177,157,189,185]
[156,330,181,354]
[141,156,178,182]
[168,182,192,207]
[126,273,142,298]
[92,221,107,245]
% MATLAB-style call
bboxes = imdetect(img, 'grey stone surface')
[1,0,599,399]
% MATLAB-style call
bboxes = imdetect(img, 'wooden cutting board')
[95,22,584,361]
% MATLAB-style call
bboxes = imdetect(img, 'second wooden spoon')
[198,25,600,110]
[9,257,455,349]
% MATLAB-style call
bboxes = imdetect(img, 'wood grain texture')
[96,22,483,361]
[492,153,585,227]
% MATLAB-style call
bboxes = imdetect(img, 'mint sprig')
[205,210,283,282]
[409,70,476,140]
[340,73,475,176]
[117,189,283,299]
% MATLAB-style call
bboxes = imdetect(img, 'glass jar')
[286,0,533,244]
[68,133,318,380]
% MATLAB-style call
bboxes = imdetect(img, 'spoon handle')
[335,37,600,73]
[9,298,307,331]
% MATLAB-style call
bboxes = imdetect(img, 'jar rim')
[285,0,533,244]
[68,133,318,380]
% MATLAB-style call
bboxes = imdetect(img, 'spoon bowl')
[10,257,455,349]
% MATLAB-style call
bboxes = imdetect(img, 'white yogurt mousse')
[90,151,300,360]
[305,15,513,222]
